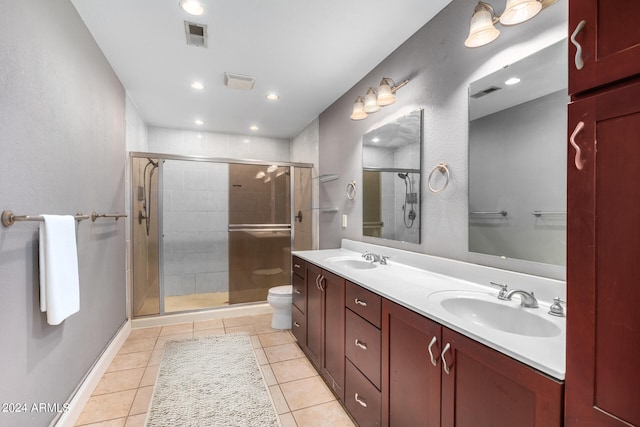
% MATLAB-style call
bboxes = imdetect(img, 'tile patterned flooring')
[74,313,356,427]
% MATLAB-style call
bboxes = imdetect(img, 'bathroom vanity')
[292,240,565,427]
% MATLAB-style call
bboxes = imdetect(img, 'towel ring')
[428,162,450,193]
[346,181,357,200]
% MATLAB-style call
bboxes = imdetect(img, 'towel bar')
[91,211,128,222]
[1,210,90,227]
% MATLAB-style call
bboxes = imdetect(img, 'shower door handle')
[295,210,303,222]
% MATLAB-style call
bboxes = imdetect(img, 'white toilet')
[267,285,293,329]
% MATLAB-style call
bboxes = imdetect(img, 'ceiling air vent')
[224,72,256,91]
[470,86,502,99]
[184,21,207,48]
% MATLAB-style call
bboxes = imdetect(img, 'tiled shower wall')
[162,160,229,296]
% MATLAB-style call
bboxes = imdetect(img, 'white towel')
[39,215,80,325]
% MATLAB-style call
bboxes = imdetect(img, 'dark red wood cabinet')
[291,257,306,347]
[568,0,640,96]
[566,80,640,427]
[304,261,345,401]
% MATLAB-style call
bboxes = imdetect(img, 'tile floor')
[74,313,356,427]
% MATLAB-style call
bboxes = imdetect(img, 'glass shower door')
[228,163,291,304]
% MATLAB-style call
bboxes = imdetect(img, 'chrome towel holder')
[1,210,127,227]
[428,162,450,193]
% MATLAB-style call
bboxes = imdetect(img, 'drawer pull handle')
[354,393,368,408]
[355,339,368,350]
[441,343,451,375]
[294,263,301,268]
[570,121,585,171]
[295,289,301,294]
[354,298,367,307]
[570,20,586,70]
[427,336,438,367]
[294,322,300,328]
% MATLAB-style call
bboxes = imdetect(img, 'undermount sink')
[325,256,377,270]
[429,291,561,338]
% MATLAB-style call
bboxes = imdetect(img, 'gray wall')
[0,1,127,425]
[318,0,567,278]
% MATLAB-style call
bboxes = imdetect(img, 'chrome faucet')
[361,251,389,265]
[502,289,539,308]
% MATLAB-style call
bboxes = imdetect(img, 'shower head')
[398,172,408,180]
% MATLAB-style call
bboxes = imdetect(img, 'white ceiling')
[70,0,452,139]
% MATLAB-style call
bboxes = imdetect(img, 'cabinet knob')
[354,298,367,307]
[354,393,368,408]
[355,339,368,350]
[570,20,586,70]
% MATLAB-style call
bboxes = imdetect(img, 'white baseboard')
[54,320,131,427]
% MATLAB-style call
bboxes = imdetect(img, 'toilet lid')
[268,285,292,296]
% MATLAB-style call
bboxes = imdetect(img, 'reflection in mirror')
[468,40,568,266]
[362,109,422,244]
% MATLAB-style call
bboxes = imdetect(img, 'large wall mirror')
[468,40,568,266]
[362,109,423,244]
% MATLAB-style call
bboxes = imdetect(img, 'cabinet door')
[440,328,563,427]
[305,262,322,368]
[566,80,640,426]
[321,269,345,401]
[569,0,640,95]
[382,299,441,427]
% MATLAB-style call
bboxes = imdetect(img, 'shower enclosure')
[131,153,312,317]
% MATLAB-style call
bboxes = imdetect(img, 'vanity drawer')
[345,308,381,389]
[346,281,381,328]
[291,304,306,346]
[345,359,381,427]
[292,273,305,313]
[292,256,305,279]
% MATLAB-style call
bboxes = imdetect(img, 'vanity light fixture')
[350,77,410,121]
[179,0,205,16]
[465,0,555,48]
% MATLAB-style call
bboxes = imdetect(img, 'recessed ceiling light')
[250,125,259,131]
[194,119,204,125]
[266,93,279,101]
[191,81,205,90]
[179,0,204,16]
[505,77,521,85]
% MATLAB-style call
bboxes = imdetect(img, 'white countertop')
[293,240,566,380]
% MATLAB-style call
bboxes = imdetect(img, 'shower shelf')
[316,174,339,183]
[312,207,339,213]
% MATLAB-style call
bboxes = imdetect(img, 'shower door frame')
[129,151,313,317]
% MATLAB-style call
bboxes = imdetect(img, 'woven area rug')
[146,333,279,427]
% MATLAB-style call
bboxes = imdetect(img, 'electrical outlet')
[342,214,348,228]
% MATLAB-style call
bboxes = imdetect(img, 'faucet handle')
[549,297,566,317]
[379,255,390,265]
[490,281,509,300]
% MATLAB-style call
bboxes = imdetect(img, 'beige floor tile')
[154,332,193,349]
[271,357,317,384]
[106,352,151,373]
[280,376,335,411]
[254,348,269,365]
[75,390,136,426]
[118,338,157,355]
[268,385,290,415]
[192,328,225,338]
[292,401,356,427]
[159,322,193,336]
[76,418,126,427]
[128,327,161,341]
[260,364,278,386]
[93,368,145,395]
[222,315,257,328]
[279,412,298,427]
[224,324,258,335]
[124,414,147,427]
[140,365,159,387]
[129,386,154,415]
[193,318,224,331]
[264,342,305,363]
[147,349,164,366]
[250,335,262,349]
[259,331,295,348]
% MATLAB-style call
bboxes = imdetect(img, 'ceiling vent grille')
[470,86,502,99]
[184,21,207,48]
[224,72,256,91]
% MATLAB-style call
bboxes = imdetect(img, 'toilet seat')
[268,285,292,297]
